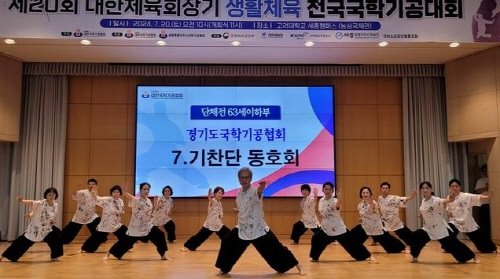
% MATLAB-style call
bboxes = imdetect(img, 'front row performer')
[1,187,63,262]
[290,184,321,245]
[410,181,478,263]
[181,187,230,252]
[350,186,406,253]
[61,178,100,244]
[105,182,169,260]
[446,178,497,253]
[309,182,375,262]
[80,185,127,253]
[378,182,416,246]
[215,167,305,275]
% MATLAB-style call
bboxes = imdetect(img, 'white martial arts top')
[318,197,347,236]
[96,196,124,233]
[235,186,269,240]
[420,196,451,240]
[378,195,407,231]
[301,194,320,229]
[152,196,173,226]
[24,199,57,242]
[126,197,154,237]
[71,189,98,224]
[203,198,224,231]
[358,200,384,236]
[447,192,482,233]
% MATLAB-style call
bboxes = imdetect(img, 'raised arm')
[312,188,319,207]
[207,188,213,209]
[334,187,342,210]
[257,181,267,199]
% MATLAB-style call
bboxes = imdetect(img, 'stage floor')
[0,238,498,278]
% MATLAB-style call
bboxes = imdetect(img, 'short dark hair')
[448,178,461,187]
[380,182,391,188]
[139,182,151,190]
[359,186,372,198]
[109,185,123,195]
[213,186,224,195]
[300,184,311,192]
[419,181,432,190]
[162,185,173,196]
[88,178,98,184]
[322,181,334,190]
[44,187,59,199]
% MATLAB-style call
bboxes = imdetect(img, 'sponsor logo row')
[61,30,381,40]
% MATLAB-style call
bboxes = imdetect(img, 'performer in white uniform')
[106,182,169,260]
[81,185,127,253]
[1,187,63,262]
[215,167,304,275]
[152,185,176,243]
[309,182,374,262]
[351,186,405,253]
[61,178,100,244]
[410,181,477,263]
[181,187,231,251]
[290,184,320,244]
[446,178,496,253]
[378,181,416,246]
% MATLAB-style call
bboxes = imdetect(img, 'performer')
[152,185,176,243]
[215,167,304,275]
[309,182,374,262]
[446,178,497,253]
[350,186,406,253]
[61,178,100,244]
[80,185,127,253]
[410,181,478,263]
[378,182,416,246]
[290,184,320,244]
[1,187,63,262]
[181,187,230,251]
[105,182,169,260]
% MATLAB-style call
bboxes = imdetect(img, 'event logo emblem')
[73,29,82,37]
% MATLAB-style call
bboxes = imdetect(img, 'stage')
[0,238,497,278]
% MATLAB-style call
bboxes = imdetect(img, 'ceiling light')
[449,42,460,48]
[305,41,314,47]
[80,39,92,45]
[4,39,16,44]
[156,40,167,46]
[231,41,240,46]
[378,41,389,47]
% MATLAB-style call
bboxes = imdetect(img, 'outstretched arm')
[17,196,34,206]
[479,192,491,203]
[406,190,417,201]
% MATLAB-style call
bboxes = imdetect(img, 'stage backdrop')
[135,86,334,197]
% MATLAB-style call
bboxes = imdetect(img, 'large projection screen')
[135,86,335,197]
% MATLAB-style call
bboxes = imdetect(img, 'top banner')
[0,1,499,43]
